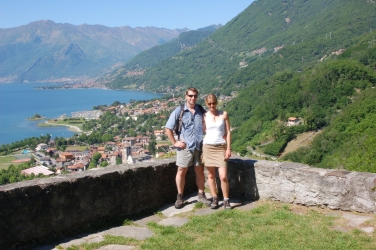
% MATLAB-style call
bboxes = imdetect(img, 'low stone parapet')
[227,158,376,213]
[1,157,375,249]
[0,159,197,249]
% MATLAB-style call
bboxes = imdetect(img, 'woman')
[202,94,232,209]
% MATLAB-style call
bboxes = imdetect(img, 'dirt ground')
[279,130,322,157]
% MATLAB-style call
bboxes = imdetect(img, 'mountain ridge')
[100,25,221,88]
[0,20,189,82]
[102,0,376,94]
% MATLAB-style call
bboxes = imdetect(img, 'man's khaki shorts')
[176,148,202,168]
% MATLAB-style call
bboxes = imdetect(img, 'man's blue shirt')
[165,103,204,151]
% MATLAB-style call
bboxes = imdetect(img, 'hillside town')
[20,93,237,177]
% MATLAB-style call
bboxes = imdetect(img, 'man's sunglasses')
[187,94,198,98]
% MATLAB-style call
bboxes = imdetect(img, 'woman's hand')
[224,148,231,160]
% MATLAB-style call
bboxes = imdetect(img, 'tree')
[9,176,16,183]
[100,161,108,167]
[148,140,157,155]
[92,152,102,163]
[116,157,122,165]
[112,101,121,106]
[101,133,113,142]
[88,162,97,169]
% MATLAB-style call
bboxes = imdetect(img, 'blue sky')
[0,0,254,30]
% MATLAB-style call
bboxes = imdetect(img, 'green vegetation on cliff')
[103,26,219,89]
[281,88,376,172]
[228,32,376,172]
[103,0,376,95]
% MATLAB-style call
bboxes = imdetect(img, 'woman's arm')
[223,111,231,160]
[202,113,206,133]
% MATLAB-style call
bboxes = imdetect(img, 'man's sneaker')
[223,199,232,210]
[197,192,211,207]
[211,196,219,209]
[175,194,184,209]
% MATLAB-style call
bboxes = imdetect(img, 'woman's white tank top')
[203,118,226,145]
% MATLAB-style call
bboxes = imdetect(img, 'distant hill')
[0,20,187,82]
[98,25,221,88]
[102,0,376,95]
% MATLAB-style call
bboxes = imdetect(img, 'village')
[20,93,237,177]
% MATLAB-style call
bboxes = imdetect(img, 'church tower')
[121,143,131,164]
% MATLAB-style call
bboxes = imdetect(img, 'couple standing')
[165,87,232,210]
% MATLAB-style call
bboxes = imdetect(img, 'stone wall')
[1,158,376,249]
[0,159,197,249]
[227,158,376,213]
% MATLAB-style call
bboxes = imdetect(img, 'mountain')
[0,20,187,82]
[103,0,376,95]
[100,0,376,172]
[98,25,222,88]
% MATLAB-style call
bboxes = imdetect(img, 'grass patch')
[66,146,88,151]
[123,219,135,226]
[0,155,15,164]
[54,201,376,250]
[64,235,139,250]
[153,211,166,219]
[141,202,375,250]
[0,155,19,170]
[194,202,205,209]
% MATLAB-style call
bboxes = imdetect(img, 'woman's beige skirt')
[202,144,227,168]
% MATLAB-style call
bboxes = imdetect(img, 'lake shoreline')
[0,82,162,145]
[27,118,45,121]
[38,121,82,133]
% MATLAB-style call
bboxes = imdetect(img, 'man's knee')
[177,167,188,176]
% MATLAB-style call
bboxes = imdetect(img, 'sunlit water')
[0,82,162,145]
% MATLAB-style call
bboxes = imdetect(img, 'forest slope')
[104,0,376,95]
[227,32,376,172]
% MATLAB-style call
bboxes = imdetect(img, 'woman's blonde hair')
[205,94,218,105]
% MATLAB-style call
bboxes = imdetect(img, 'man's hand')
[175,141,186,149]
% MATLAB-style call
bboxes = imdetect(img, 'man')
[165,87,211,209]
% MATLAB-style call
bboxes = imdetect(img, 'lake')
[0,83,163,145]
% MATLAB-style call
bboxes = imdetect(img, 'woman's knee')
[207,172,215,180]
[219,170,228,182]
[205,167,215,178]
[220,176,228,183]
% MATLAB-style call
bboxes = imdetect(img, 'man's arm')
[165,128,186,149]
